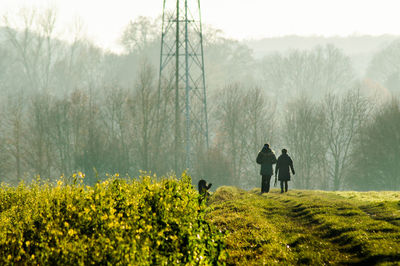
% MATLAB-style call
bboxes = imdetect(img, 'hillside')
[208,187,400,265]
[245,35,399,58]
[245,35,400,76]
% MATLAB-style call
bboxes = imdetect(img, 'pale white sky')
[1,0,400,52]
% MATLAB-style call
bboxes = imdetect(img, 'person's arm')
[206,183,212,190]
[275,160,279,177]
[256,152,263,164]
[271,153,277,164]
[290,159,295,175]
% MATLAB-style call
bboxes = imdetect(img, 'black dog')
[198,179,212,200]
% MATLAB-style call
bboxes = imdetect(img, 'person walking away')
[256,143,277,193]
[275,149,295,193]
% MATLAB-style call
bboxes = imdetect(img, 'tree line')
[0,9,399,190]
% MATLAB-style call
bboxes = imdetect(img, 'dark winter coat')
[256,148,277,176]
[275,154,295,181]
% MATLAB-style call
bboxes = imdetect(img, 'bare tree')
[323,88,370,190]
[128,61,159,171]
[0,132,10,182]
[260,45,354,101]
[243,87,277,187]
[283,96,327,189]
[68,90,89,172]
[48,97,72,176]
[214,84,248,186]
[3,7,59,92]
[51,17,89,94]
[153,68,176,174]
[25,93,53,178]
[120,16,159,54]
[349,98,400,190]
[367,40,400,94]
[205,36,255,92]
[101,86,130,174]
[4,91,27,182]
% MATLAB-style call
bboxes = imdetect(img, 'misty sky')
[1,0,400,52]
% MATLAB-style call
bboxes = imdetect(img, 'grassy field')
[1,174,400,265]
[208,187,400,265]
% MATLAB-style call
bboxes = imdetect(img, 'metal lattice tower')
[158,0,209,171]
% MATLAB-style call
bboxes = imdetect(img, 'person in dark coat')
[275,149,295,193]
[256,143,277,193]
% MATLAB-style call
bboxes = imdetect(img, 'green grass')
[207,187,400,265]
[2,174,399,265]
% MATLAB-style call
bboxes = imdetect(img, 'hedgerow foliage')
[0,172,225,265]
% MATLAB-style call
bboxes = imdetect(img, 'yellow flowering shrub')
[0,172,225,265]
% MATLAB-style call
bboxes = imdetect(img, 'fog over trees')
[0,9,399,190]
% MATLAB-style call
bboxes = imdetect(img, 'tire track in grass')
[208,189,297,265]
[358,202,400,227]
[257,191,358,265]
[209,188,400,265]
[269,190,400,265]
[209,188,354,265]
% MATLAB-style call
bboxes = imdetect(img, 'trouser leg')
[261,175,271,193]
[265,175,271,193]
[280,181,284,192]
[261,175,266,193]
[285,181,288,192]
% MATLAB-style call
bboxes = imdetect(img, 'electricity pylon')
[158,0,209,172]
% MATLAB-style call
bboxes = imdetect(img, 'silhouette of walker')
[275,149,295,193]
[256,143,277,193]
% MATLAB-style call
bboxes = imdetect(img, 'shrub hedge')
[0,172,225,265]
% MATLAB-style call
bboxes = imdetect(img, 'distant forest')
[0,11,399,190]
[246,35,400,75]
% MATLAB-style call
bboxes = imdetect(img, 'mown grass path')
[208,187,400,265]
